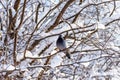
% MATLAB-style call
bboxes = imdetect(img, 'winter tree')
[0,0,120,80]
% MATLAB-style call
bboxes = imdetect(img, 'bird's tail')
[66,52,71,59]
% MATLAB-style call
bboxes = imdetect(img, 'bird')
[56,34,71,59]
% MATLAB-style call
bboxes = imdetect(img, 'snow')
[11,7,16,16]
[50,0,60,4]
[18,50,38,59]
[96,22,106,30]
[6,65,15,71]
[23,71,32,79]
[1,64,15,71]
[16,52,24,62]
[0,0,120,79]
[81,62,90,67]
[50,53,63,68]
[25,50,36,57]
[109,42,120,51]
